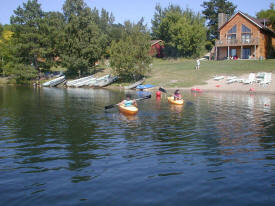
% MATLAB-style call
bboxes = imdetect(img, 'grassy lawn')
[146,58,275,87]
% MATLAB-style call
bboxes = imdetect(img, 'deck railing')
[215,38,259,47]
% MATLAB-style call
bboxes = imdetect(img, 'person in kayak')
[120,94,137,107]
[174,89,182,100]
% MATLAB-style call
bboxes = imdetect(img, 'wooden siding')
[216,12,275,59]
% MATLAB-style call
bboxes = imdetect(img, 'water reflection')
[0,86,274,205]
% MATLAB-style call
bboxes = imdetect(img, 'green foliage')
[257,3,275,30]
[4,62,37,83]
[10,0,45,72]
[151,5,207,57]
[110,21,152,81]
[201,0,237,41]
[61,0,107,77]
[0,27,14,75]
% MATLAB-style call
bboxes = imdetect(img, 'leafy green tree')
[6,0,44,81]
[151,5,207,57]
[61,0,107,76]
[39,11,65,68]
[201,0,237,41]
[110,21,152,81]
[257,3,275,30]
[0,28,14,75]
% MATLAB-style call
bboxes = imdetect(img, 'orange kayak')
[118,104,138,115]
[168,97,184,105]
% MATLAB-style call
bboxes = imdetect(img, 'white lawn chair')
[214,76,224,81]
[226,76,237,84]
[260,73,272,85]
[236,78,244,83]
[243,73,255,84]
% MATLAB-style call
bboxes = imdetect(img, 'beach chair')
[243,73,255,84]
[236,78,244,83]
[260,73,272,86]
[214,76,224,81]
[226,76,237,84]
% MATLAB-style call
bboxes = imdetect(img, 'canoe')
[92,75,117,87]
[66,75,94,87]
[124,78,145,89]
[74,77,96,87]
[168,96,184,105]
[42,76,66,87]
[118,104,138,115]
[136,84,155,90]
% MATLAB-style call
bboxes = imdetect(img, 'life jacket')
[124,100,133,107]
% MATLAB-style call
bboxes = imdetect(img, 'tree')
[201,0,237,41]
[110,21,152,81]
[6,0,44,81]
[151,5,207,57]
[257,3,275,30]
[61,0,107,76]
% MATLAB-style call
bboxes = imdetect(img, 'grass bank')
[145,59,275,88]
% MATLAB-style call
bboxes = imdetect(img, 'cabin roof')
[219,11,274,34]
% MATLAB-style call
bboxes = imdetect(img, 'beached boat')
[136,84,155,90]
[124,78,145,89]
[118,104,138,115]
[42,76,66,87]
[92,75,117,87]
[74,77,97,87]
[66,75,94,87]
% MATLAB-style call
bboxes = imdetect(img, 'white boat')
[92,75,117,87]
[74,77,97,87]
[66,75,94,87]
[42,76,66,87]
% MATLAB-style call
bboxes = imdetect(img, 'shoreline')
[2,72,274,95]
[154,73,275,95]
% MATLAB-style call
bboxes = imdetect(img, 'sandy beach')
[182,73,275,95]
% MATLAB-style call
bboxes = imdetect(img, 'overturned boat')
[42,76,66,87]
[66,75,94,87]
[124,78,145,90]
[92,75,117,87]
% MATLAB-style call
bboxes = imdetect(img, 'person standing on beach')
[196,59,200,70]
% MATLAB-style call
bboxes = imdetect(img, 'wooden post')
[254,44,257,59]
[228,46,230,59]
[215,47,218,60]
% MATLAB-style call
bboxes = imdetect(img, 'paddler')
[174,89,182,100]
[120,94,137,107]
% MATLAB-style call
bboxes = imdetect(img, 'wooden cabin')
[150,40,164,58]
[214,11,275,60]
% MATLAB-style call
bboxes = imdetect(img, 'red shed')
[150,40,164,58]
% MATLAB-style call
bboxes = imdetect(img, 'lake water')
[0,86,274,206]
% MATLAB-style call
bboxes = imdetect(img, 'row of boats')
[42,74,156,90]
[42,74,118,88]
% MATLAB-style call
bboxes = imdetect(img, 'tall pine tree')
[201,0,237,41]
[61,0,107,76]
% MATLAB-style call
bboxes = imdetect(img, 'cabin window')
[228,25,237,33]
[227,25,237,41]
[242,25,251,33]
[242,24,251,43]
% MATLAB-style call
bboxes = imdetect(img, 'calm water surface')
[0,86,274,205]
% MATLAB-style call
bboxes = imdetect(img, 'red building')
[150,40,164,58]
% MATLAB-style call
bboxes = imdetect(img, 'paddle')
[159,87,170,95]
[104,95,151,110]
